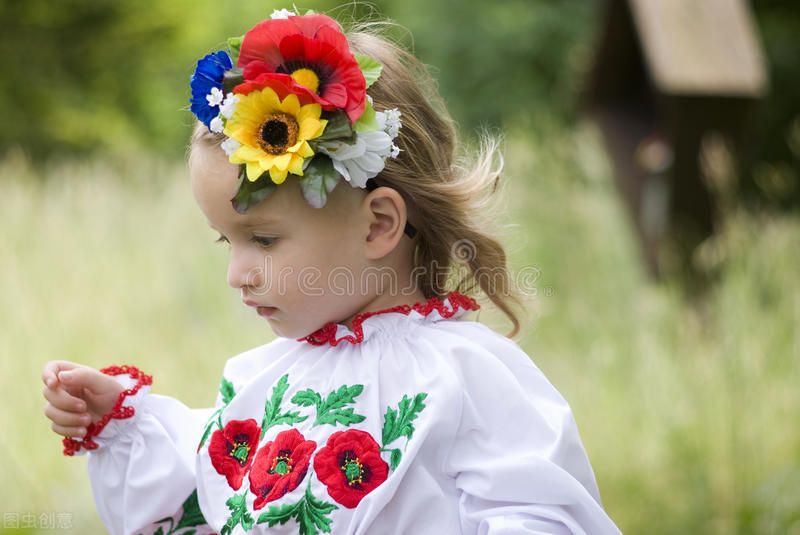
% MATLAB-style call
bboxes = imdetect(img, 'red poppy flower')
[248,428,317,510]
[237,14,366,124]
[233,69,315,106]
[313,429,389,508]
[208,419,261,491]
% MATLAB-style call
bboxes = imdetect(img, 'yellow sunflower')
[223,87,327,184]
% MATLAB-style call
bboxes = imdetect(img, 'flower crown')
[189,8,402,213]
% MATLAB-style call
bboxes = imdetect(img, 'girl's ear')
[363,186,408,260]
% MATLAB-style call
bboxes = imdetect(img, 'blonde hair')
[190,19,525,338]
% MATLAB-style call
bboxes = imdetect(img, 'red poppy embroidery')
[313,429,389,508]
[298,291,480,346]
[208,419,261,491]
[248,428,317,510]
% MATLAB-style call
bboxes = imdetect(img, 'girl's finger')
[59,367,116,396]
[50,421,87,438]
[41,384,86,413]
[41,360,81,388]
[44,404,92,428]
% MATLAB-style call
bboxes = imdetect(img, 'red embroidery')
[313,429,389,508]
[61,365,153,456]
[249,428,317,510]
[208,419,261,490]
[298,291,480,346]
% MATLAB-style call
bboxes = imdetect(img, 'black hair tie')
[365,178,418,238]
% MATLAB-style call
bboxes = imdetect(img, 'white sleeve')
[81,372,217,535]
[443,337,622,535]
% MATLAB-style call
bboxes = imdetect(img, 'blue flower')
[190,50,233,127]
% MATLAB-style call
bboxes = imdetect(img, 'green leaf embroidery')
[389,448,402,471]
[174,489,207,530]
[221,493,255,535]
[381,393,428,469]
[257,478,338,534]
[144,489,208,534]
[261,374,309,439]
[292,389,322,407]
[220,377,236,404]
[354,53,383,88]
[197,376,238,452]
[291,384,366,427]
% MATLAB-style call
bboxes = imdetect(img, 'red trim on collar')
[298,291,480,347]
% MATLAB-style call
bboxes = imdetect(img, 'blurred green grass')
[1,121,798,534]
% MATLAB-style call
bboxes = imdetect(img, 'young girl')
[42,9,621,535]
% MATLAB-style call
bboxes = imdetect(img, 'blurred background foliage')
[1,1,798,534]
[2,0,796,210]
[0,0,596,159]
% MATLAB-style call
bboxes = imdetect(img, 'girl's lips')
[257,306,277,317]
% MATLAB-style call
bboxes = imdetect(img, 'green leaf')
[292,389,322,407]
[316,407,366,427]
[354,98,378,133]
[389,448,402,471]
[300,480,338,534]
[257,480,338,534]
[298,156,341,209]
[222,67,244,93]
[302,383,366,427]
[315,111,355,143]
[220,377,236,404]
[231,168,277,214]
[354,53,383,88]
[175,489,207,529]
[227,36,244,63]
[381,406,397,446]
[153,528,164,535]
[222,493,254,535]
[322,384,364,411]
[197,407,223,452]
[257,500,300,527]
[382,393,428,448]
[261,374,309,438]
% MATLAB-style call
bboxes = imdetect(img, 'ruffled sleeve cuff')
[61,365,153,456]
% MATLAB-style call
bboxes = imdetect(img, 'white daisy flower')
[209,116,224,133]
[390,143,401,159]
[317,130,393,188]
[219,93,239,119]
[206,87,224,107]
[220,137,241,157]
[271,8,295,19]
[382,108,402,139]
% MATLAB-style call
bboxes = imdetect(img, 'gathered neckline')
[297,291,480,347]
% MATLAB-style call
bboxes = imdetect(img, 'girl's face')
[189,142,376,339]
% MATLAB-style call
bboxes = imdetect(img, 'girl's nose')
[227,247,265,291]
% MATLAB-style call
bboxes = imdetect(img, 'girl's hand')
[41,360,125,438]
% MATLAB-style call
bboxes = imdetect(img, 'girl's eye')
[214,234,230,245]
[252,235,278,248]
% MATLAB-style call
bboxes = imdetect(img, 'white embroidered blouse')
[65,292,621,535]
